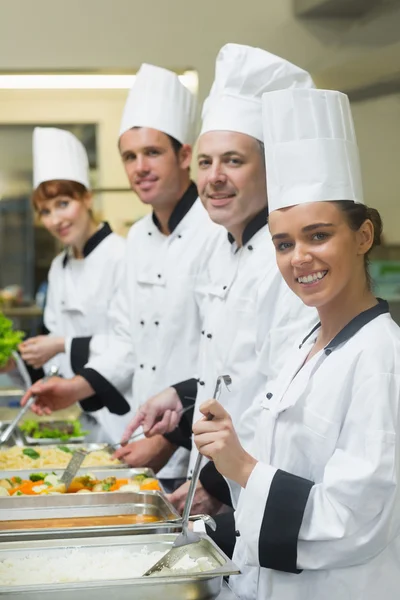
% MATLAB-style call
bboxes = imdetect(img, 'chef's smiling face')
[119,127,192,209]
[37,194,93,248]
[269,201,373,309]
[197,131,267,243]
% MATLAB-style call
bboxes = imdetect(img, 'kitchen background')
[0,0,399,335]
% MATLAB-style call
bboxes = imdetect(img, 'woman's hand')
[193,399,257,488]
[19,335,64,369]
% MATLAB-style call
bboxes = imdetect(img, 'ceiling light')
[0,71,198,94]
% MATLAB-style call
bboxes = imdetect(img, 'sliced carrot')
[140,480,161,491]
[109,479,129,492]
[10,480,44,495]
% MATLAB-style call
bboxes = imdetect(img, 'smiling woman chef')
[191,88,400,600]
[19,128,128,441]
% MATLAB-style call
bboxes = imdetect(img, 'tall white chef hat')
[200,43,315,141]
[262,88,364,211]
[119,64,196,144]
[33,127,91,190]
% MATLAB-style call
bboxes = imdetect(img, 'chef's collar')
[62,222,113,268]
[227,207,268,247]
[299,298,389,354]
[152,181,198,234]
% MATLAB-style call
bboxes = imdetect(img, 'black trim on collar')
[299,298,389,351]
[325,298,389,353]
[62,222,113,268]
[152,181,198,234]
[227,208,268,246]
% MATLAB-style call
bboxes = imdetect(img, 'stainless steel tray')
[0,442,126,470]
[0,423,24,447]
[0,491,181,541]
[0,466,157,481]
[17,419,88,445]
[0,533,240,599]
[0,467,164,495]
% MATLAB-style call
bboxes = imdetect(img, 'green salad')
[20,420,88,441]
[0,312,24,367]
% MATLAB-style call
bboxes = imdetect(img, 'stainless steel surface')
[144,375,232,576]
[0,366,59,445]
[0,532,240,599]
[189,515,217,532]
[60,448,88,489]
[0,423,23,447]
[0,491,181,541]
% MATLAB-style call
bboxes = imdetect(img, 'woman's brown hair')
[32,180,88,209]
[335,200,383,288]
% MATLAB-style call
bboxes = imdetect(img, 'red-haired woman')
[19,128,129,441]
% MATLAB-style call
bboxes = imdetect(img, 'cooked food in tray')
[19,419,88,443]
[0,445,120,470]
[0,514,162,531]
[0,546,216,585]
[0,472,161,496]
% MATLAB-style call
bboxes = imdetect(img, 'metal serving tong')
[0,364,59,445]
[143,374,232,577]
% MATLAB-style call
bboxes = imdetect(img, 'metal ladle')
[143,374,232,576]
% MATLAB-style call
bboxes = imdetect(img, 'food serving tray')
[0,467,164,495]
[0,466,157,481]
[0,423,24,447]
[16,419,89,446]
[0,491,180,541]
[0,443,125,471]
[0,533,240,599]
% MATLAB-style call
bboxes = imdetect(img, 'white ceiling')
[0,0,399,100]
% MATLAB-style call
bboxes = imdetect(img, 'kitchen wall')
[0,0,399,238]
[0,89,150,234]
[352,95,400,244]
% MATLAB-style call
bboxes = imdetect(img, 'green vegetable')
[20,419,88,441]
[6,478,13,486]
[102,483,112,491]
[57,445,72,453]
[29,472,47,482]
[0,312,24,367]
[15,491,22,496]
[133,474,148,482]
[22,448,40,460]
[14,476,22,484]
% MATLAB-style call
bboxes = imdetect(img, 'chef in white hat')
[22,66,220,491]
[18,127,128,441]
[191,88,400,599]
[122,44,317,516]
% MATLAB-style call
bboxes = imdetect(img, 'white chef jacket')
[230,300,400,600]
[43,223,130,442]
[83,183,222,479]
[187,213,318,475]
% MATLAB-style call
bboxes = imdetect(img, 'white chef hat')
[119,64,196,144]
[200,43,315,142]
[262,88,364,212]
[33,127,91,190]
